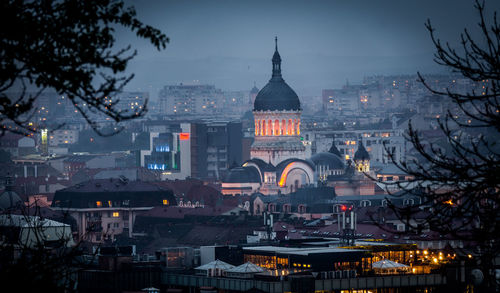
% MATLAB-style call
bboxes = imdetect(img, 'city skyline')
[121,0,500,95]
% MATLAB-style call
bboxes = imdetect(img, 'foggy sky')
[119,0,500,96]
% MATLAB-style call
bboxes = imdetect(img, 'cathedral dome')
[223,166,261,183]
[310,152,345,170]
[254,80,301,111]
[253,38,301,112]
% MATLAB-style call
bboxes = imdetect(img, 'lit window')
[96,201,102,207]
[163,199,169,205]
[108,200,112,207]
[112,212,119,218]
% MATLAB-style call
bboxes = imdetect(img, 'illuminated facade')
[354,141,370,173]
[251,38,306,166]
[222,39,314,195]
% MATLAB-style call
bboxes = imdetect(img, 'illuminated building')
[159,84,223,116]
[40,129,48,156]
[222,38,314,195]
[354,141,370,173]
[48,129,79,146]
[251,37,305,166]
[139,123,192,180]
[52,179,176,243]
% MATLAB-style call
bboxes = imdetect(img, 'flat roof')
[242,246,367,256]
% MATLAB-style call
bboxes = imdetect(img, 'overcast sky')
[119,0,500,96]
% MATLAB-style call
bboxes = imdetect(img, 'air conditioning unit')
[335,271,342,279]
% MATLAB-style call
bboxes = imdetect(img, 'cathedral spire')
[272,36,282,79]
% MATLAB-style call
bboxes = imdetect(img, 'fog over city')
[122,0,500,94]
[1,1,499,292]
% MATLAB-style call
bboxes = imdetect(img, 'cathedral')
[222,39,370,196]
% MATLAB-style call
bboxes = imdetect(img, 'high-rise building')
[190,121,243,180]
[139,123,192,180]
[158,84,223,116]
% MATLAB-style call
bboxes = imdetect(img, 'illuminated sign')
[179,133,190,140]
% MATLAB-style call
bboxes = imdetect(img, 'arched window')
[261,120,266,136]
[268,119,272,136]
[274,119,279,136]
[361,200,371,207]
[404,199,415,206]
[281,119,286,135]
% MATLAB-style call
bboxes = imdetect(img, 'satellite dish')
[470,269,484,286]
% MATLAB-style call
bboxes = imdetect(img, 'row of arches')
[255,118,300,136]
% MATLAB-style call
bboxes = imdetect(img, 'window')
[114,223,119,228]
[112,212,120,218]
[163,199,169,205]
[404,199,415,206]
[96,201,102,207]
[108,200,112,207]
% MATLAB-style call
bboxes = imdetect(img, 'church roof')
[310,152,344,170]
[253,38,301,112]
[328,141,342,157]
[223,166,261,183]
[275,158,315,178]
[250,84,259,94]
[354,141,370,161]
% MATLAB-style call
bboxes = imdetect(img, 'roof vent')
[119,175,128,184]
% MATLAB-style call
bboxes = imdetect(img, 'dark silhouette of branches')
[0,196,108,292]
[0,0,169,136]
[379,1,500,291]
